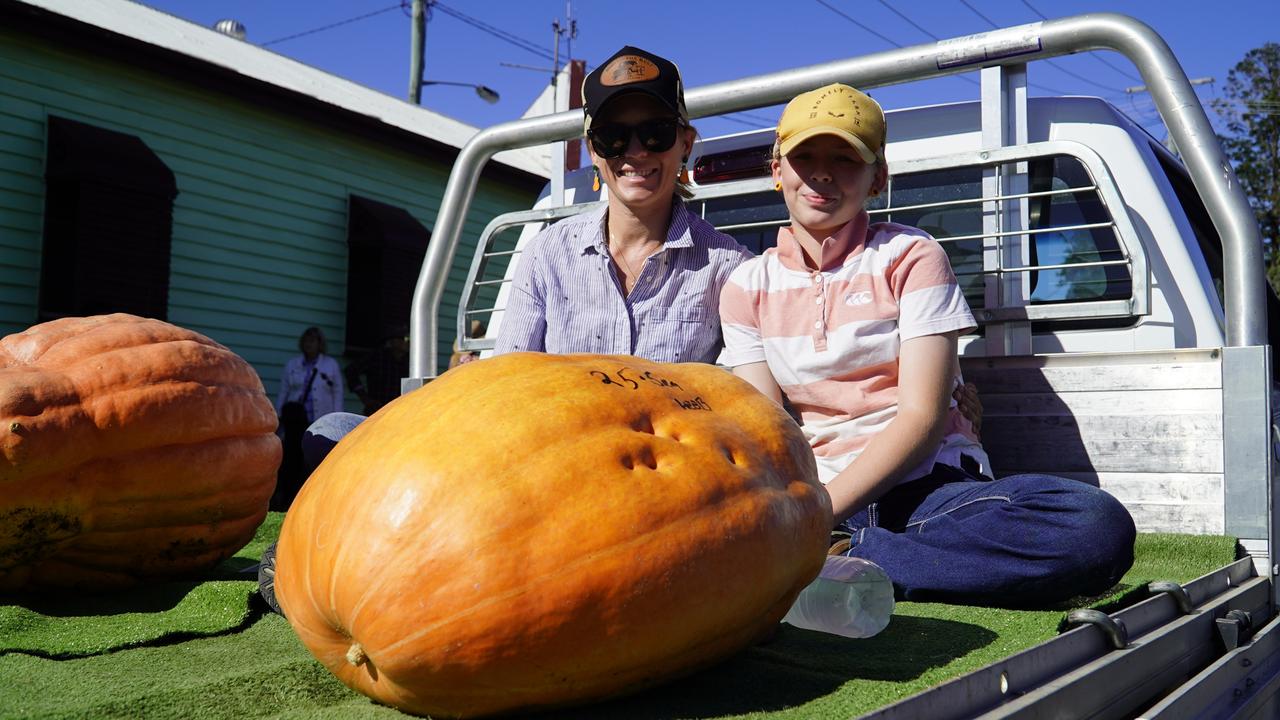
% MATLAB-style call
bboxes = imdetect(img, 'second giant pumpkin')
[0,314,280,591]
[276,352,832,718]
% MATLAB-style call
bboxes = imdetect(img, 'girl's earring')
[774,181,782,192]
[592,166,601,193]
[678,156,690,184]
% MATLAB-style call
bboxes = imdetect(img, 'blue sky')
[137,0,1277,140]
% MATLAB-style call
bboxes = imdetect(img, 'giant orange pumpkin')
[0,314,280,591]
[275,352,832,718]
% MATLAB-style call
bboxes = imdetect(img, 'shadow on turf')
[0,552,261,618]
[529,616,996,719]
[0,592,272,660]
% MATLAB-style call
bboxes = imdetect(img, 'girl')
[717,83,1135,606]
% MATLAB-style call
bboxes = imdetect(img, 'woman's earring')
[678,157,690,184]
[774,181,782,192]
[592,166,601,193]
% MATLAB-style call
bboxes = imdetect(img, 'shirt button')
[813,320,822,329]
[816,297,823,305]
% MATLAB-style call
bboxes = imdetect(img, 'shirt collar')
[774,210,869,272]
[577,198,696,254]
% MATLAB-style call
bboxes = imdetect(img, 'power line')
[1018,0,1143,82]
[958,0,1125,94]
[719,114,773,129]
[733,110,781,125]
[814,0,903,50]
[431,2,556,62]
[875,0,941,41]
[866,0,986,88]
[262,3,402,47]
[815,0,986,90]
[839,0,1075,95]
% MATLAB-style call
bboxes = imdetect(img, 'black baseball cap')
[582,46,688,131]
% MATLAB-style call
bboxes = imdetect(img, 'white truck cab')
[411,14,1280,717]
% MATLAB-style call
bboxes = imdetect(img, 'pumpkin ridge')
[372,481,821,661]
[82,487,274,534]
[2,385,276,482]
[2,315,220,366]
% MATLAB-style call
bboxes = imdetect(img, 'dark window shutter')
[40,116,178,321]
[345,195,431,352]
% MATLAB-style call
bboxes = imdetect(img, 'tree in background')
[1212,43,1280,291]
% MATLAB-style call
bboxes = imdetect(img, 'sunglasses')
[587,118,682,159]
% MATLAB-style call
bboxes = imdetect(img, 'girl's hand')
[953,382,983,435]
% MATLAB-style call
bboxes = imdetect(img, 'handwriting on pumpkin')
[588,368,710,411]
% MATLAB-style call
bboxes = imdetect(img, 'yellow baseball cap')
[776,83,886,163]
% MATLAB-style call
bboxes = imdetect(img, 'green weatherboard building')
[0,0,548,402]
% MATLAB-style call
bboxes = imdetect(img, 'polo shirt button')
[813,320,822,329]
[815,297,823,305]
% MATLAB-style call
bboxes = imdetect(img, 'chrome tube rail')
[411,12,1264,379]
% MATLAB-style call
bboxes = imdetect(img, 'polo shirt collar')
[775,210,869,272]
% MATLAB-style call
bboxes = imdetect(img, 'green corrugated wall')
[0,24,537,403]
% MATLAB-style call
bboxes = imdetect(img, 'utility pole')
[548,3,578,204]
[408,0,428,104]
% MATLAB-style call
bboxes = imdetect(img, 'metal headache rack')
[458,139,1147,353]
[414,13,1277,718]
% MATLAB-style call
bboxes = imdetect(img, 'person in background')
[272,326,343,511]
[718,83,1134,606]
[345,325,410,416]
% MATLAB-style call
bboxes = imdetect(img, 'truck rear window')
[695,154,1132,315]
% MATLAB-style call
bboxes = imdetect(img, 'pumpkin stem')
[346,642,368,666]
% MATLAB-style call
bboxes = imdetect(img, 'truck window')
[1151,144,1225,307]
[694,155,1133,316]
[698,191,787,255]
[885,157,1131,312]
[884,166,985,307]
[1025,156,1130,305]
[1153,142,1280,380]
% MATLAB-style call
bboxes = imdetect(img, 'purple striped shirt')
[493,201,752,364]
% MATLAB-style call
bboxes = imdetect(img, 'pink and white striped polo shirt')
[718,210,988,486]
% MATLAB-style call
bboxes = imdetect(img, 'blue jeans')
[300,412,367,476]
[839,464,1136,606]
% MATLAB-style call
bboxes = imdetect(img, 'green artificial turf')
[0,519,1239,720]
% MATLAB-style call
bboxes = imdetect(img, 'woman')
[276,326,344,422]
[493,45,753,362]
[718,83,1135,606]
[273,326,343,510]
